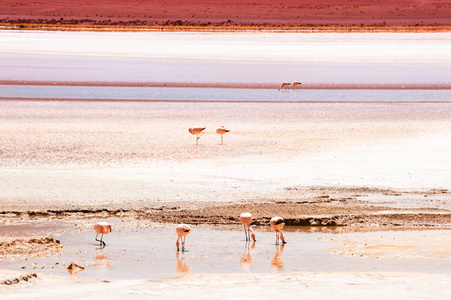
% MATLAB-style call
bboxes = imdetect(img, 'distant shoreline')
[1,23,451,33]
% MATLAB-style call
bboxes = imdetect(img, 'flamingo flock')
[278,81,301,91]
[189,126,230,145]
[94,213,286,251]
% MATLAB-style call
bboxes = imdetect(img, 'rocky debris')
[66,262,85,275]
[0,273,37,285]
[0,236,63,259]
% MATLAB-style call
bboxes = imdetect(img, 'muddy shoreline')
[2,187,450,229]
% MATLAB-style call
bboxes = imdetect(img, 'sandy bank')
[0,100,450,227]
[2,270,451,299]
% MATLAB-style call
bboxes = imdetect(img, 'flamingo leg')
[95,234,105,246]
[196,132,205,145]
[243,225,248,241]
[95,233,104,245]
[280,231,286,244]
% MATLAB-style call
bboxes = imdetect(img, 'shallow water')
[1,85,450,102]
[1,220,451,280]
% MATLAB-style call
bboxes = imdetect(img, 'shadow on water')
[1,219,451,280]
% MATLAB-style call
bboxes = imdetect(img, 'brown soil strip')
[2,203,451,228]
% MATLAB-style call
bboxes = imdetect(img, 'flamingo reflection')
[176,251,190,273]
[94,248,111,271]
[270,244,285,272]
[240,241,255,271]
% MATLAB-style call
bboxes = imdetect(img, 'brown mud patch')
[0,270,38,286]
[0,237,62,260]
[1,186,450,229]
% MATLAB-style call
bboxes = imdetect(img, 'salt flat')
[1,31,451,84]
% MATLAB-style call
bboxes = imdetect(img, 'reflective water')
[1,219,451,280]
[1,85,450,102]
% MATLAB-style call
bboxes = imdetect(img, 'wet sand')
[0,100,450,224]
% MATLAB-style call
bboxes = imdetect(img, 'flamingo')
[93,222,112,246]
[189,127,206,145]
[293,81,301,89]
[240,212,256,242]
[176,224,192,251]
[278,82,291,91]
[269,217,286,245]
[216,126,230,145]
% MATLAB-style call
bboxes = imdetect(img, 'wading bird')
[278,82,291,91]
[189,127,206,145]
[176,224,192,251]
[216,126,230,145]
[292,81,301,89]
[93,222,112,246]
[269,217,286,245]
[240,212,256,242]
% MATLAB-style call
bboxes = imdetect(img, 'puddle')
[1,219,451,280]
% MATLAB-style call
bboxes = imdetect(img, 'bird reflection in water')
[176,251,190,274]
[94,248,111,271]
[240,241,256,271]
[270,244,285,272]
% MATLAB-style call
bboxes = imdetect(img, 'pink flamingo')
[176,224,192,251]
[269,217,286,245]
[278,82,291,91]
[93,222,112,246]
[240,212,256,242]
[216,126,230,145]
[189,127,206,145]
[292,81,301,89]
